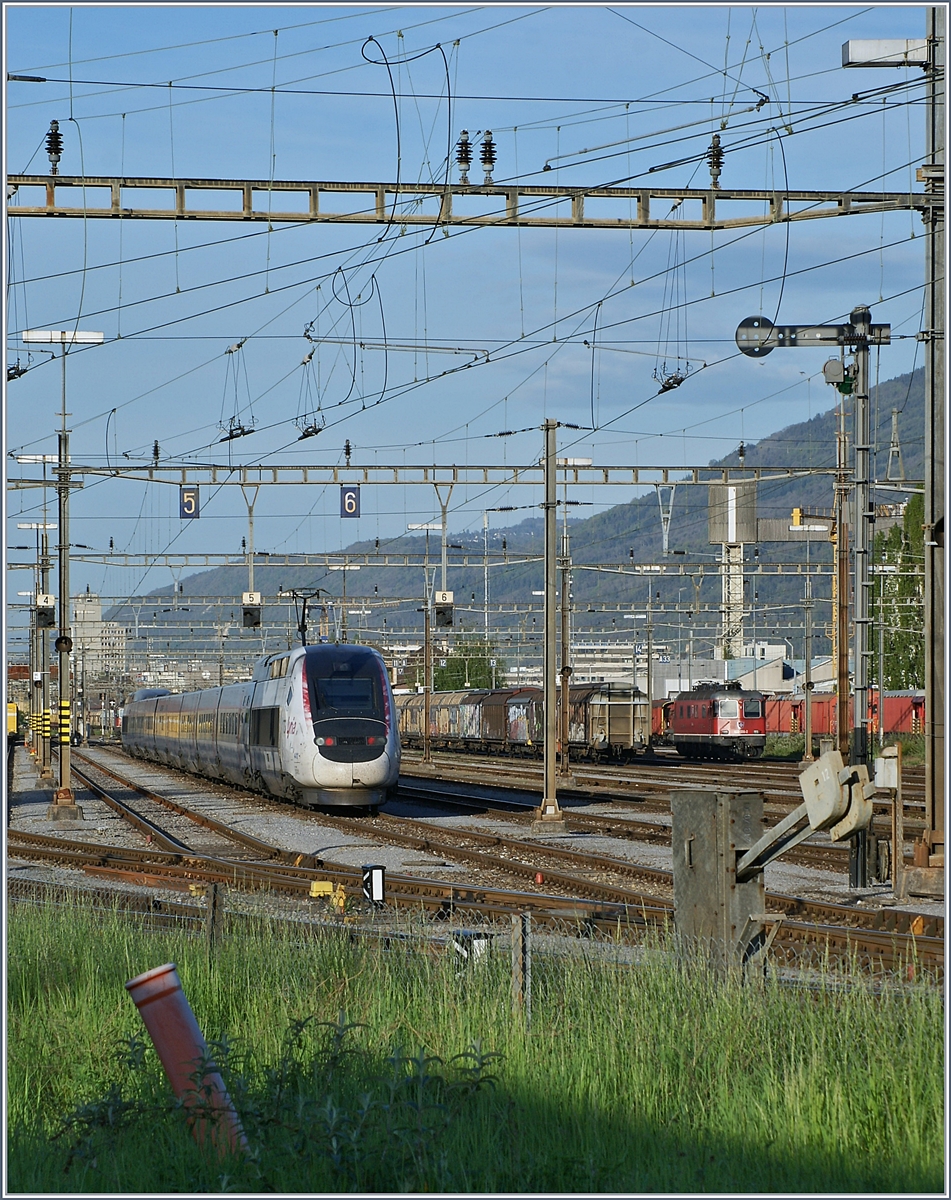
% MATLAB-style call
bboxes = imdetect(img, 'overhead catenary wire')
[13,124,924,365]
[11,209,920,461]
[7,12,926,520]
[7,4,881,119]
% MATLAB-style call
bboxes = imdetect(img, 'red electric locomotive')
[668,682,767,760]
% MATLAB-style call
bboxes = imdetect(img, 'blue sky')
[5,3,930,605]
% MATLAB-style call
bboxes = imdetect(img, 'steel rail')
[396,781,854,872]
[63,753,941,940]
[400,755,927,812]
[8,830,938,972]
[5,828,663,919]
[71,752,319,868]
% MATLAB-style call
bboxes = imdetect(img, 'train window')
[743,699,762,718]
[269,657,289,679]
[218,711,242,737]
[717,699,739,718]
[305,647,385,720]
[250,707,280,746]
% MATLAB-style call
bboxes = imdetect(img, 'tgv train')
[122,644,400,809]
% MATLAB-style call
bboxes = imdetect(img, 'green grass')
[765,732,927,766]
[876,733,926,765]
[7,899,944,1193]
[765,733,807,759]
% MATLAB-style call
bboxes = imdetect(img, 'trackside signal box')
[242,591,262,628]
[36,594,56,628]
[671,790,766,973]
[434,590,453,628]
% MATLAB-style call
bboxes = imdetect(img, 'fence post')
[205,882,221,955]
[511,911,531,1026]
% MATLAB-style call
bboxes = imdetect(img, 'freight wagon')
[765,691,925,738]
[396,683,650,760]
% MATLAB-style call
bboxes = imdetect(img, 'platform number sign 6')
[180,486,199,519]
[340,485,360,518]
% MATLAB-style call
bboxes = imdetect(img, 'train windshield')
[716,699,739,718]
[305,647,386,720]
[743,699,762,718]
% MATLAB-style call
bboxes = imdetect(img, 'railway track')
[8,829,940,976]
[10,747,938,977]
[75,752,945,943]
[400,751,927,835]
[396,779,859,874]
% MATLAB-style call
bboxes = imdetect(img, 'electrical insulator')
[707,133,723,190]
[456,130,472,185]
[480,131,496,184]
[46,120,63,175]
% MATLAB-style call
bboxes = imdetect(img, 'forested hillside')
[114,369,923,650]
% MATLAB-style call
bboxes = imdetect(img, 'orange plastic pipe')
[125,962,248,1157]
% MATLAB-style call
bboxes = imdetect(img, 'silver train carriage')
[122,643,400,809]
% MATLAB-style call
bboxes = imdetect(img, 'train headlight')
[315,736,335,746]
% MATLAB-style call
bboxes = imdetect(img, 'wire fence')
[8,875,940,994]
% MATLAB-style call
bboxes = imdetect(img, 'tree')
[871,494,924,690]
[432,635,505,691]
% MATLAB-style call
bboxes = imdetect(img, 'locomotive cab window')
[305,646,386,721]
[743,699,762,718]
[716,699,739,718]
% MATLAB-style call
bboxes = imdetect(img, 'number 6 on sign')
[340,485,360,518]
[180,486,199,519]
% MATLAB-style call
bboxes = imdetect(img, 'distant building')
[72,591,127,678]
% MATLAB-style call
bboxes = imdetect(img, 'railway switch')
[672,750,877,972]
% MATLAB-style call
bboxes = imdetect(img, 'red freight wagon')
[765,691,924,737]
[652,700,671,740]
[766,694,837,735]
[872,690,925,735]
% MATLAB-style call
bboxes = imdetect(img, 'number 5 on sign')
[180,486,199,519]
[340,485,360,518]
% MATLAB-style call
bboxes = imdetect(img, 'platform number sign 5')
[340,485,360,518]
[180,486,199,519]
